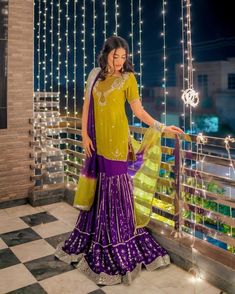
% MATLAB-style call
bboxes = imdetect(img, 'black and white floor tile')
[0,202,222,294]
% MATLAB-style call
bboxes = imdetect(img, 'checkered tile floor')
[0,202,222,294]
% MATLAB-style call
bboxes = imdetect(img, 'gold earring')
[106,64,111,73]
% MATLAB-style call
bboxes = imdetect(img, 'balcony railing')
[30,98,235,255]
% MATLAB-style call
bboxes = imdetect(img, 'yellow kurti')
[92,72,140,161]
[76,68,163,228]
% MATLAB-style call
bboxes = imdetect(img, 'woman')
[55,36,183,285]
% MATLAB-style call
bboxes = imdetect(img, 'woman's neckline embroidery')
[94,73,130,106]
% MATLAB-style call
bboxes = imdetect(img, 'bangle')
[153,120,165,132]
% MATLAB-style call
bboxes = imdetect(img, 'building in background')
[143,57,235,136]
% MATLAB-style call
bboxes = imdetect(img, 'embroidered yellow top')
[92,72,140,161]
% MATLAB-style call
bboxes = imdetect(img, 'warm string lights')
[57,0,61,114]
[73,0,78,118]
[160,0,168,162]
[43,0,47,92]
[36,0,41,92]
[179,3,232,256]
[184,133,207,286]
[138,0,143,100]
[103,0,107,41]
[128,0,143,130]
[185,0,194,89]
[82,0,87,89]
[50,0,55,146]
[73,0,79,167]
[180,0,198,134]
[130,0,134,65]
[180,0,186,141]
[130,0,135,127]
[92,0,96,68]
[50,1,53,94]
[114,0,119,36]
[180,0,195,214]
[131,0,143,133]
[161,0,167,127]
[181,0,190,132]
[65,0,70,172]
[65,0,69,119]
[33,1,63,186]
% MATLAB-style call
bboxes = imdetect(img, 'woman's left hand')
[164,125,184,135]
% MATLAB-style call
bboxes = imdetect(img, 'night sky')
[35,0,235,91]
[140,0,235,86]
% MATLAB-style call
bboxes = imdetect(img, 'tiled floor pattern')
[0,202,224,294]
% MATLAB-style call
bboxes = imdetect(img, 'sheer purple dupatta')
[73,68,100,210]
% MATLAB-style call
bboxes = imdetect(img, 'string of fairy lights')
[82,0,87,88]
[181,0,198,242]
[161,0,167,127]
[36,0,41,92]
[131,0,143,130]
[65,0,69,120]
[103,0,107,40]
[130,0,134,65]
[161,0,168,160]
[130,0,135,127]
[181,0,199,133]
[50,0,53,93]
[138,0,143,100]
[57,0,61,104]
[50,0,54,146]
[73,0,78,118]
[130,0,135,126]
[65,0,69,169]
[180,0,185,131]
[92,0,96,67]
[179,1,202,282]
[43,0,47,92]
[114,0,119,36]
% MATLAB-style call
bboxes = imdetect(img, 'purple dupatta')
[73,69,100,210]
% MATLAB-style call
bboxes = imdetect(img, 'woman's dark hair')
[97,36,134,80]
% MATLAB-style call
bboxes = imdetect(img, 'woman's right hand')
[82,133,95,157]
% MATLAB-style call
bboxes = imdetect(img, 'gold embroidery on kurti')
[92,72,140,161]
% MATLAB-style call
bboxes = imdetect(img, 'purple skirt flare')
[55,155,170,285]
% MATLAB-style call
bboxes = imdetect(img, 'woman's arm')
[130,99,156,127]
[81,92,89,137]
[81,92,95,157]
[130,99,184,134]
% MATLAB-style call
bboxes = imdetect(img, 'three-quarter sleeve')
[125,73,140,104]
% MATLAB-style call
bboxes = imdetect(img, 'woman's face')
[107,47,127,73]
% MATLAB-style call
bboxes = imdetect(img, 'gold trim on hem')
[54,242,84,264]
[76,254,170,286]
[55,244,170,285]
[144,254,170,271]
[76,256,142,285]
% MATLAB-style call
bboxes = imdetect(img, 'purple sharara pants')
[55,155,170,285]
